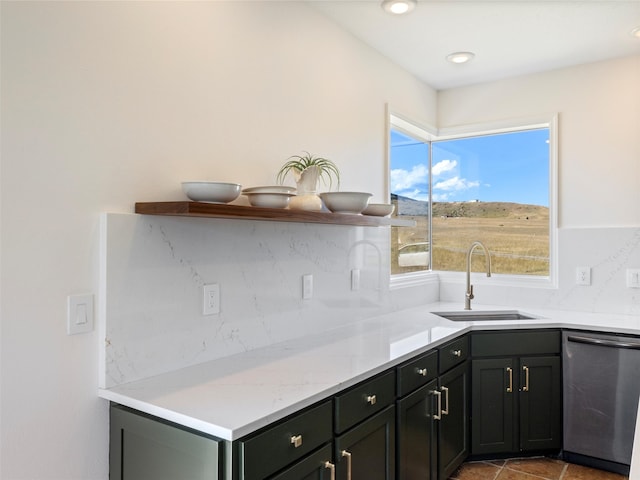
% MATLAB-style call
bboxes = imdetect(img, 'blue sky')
[390,128,550,207]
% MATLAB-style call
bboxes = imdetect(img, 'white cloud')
[432,159,457,176]
[390,164,428,191]
[434,176,480,192]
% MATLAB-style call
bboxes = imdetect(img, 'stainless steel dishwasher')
[563,331,640,475]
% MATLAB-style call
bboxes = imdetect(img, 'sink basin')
[431,310,536,322]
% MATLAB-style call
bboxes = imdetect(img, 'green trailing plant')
[276,152,340,190]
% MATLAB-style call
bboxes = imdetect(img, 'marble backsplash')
[100,213,639,388]
[99,213,410,388]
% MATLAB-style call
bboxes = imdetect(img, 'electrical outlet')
[351,269,360,291]
[576,266,591,286]
[302,274,313,299]
[203,284,220,315]
[627,269,640,288]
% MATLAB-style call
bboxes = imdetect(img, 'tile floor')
[448,457,629,480]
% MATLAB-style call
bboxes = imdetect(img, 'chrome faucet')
[465,241,492,310]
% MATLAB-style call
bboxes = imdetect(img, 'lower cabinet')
[334,406,396,480]
[396,379,438,480]
[396,336,470,480]
[237,400,333,480]
[437,360,470,480]
[110,404,223,480]
[270,445,334,480]
[470,330,562,456]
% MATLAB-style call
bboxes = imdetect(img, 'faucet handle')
[467,285,474,299]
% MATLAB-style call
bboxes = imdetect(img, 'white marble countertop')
[98,302,640,441]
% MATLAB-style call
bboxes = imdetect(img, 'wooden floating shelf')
[135,202,416,227]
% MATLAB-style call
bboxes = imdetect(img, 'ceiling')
[308,0,640,90]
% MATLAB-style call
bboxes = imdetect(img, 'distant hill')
[392,194,548,219]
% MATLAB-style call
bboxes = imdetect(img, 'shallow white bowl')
[244,192,294,209]
[362,203,395,217]
[182,182,241,203]
[242,186,297,195]
[319,192,372,214]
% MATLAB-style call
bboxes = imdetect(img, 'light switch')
[67,294,94,335]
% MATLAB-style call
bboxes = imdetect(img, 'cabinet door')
[471,358,515,455]
[396,379,438,480]
[110,404,222,480]
[335,405,395,480]
[519,356,561,451]
[270,444,334,480]
[437,360,470,480]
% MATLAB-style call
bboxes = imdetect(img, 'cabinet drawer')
[471,330,560,357]
[239,400,332,480]
[397,350,438,397]
[334,370,395,434]
[439,335,469,374]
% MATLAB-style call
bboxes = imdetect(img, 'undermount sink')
[431,310,536,322]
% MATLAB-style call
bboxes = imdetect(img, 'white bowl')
[319,192,372,214]
[362,203,395,217]
[182,182,241,203]
[242,186,296,195]
[244,192,294,209]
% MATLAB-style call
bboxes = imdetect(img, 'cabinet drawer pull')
[417,368,428,376]
[522,365,530,392]
[452,349,462,357]
[341,450,352,480]
[433,390,442,420]
[290,434,303,448]
[440,386,450,415]
[506,367,513,393]
[324,461,336,480]
[366,394,377,405]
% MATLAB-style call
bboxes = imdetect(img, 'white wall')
[0,2,436,478]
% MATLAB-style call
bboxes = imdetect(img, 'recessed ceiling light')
[381,0,416,15]
[446,52,476,64]
[631,26,640,38]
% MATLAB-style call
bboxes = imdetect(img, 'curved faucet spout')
[465,241,492,310]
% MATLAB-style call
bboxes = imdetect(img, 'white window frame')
[388,110,559,290]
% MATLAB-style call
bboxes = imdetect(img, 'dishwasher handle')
[567,335,640,350]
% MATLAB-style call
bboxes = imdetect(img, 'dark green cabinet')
[519,356,562,451]
[437,360,470,480]
[334,371,396,480]
[396,337,470,480]
[110,404,223,480]
[470,330,562,457]
[335,405,396,480]
[270,445,334,480]
[397,379,438,480]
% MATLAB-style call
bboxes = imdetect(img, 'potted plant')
[277,152,340,210]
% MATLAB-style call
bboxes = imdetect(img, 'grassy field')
[391,201,549,276]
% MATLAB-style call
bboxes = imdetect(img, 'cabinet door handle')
[324,461,336,480]
[366,394,377,405]
[522,366,530,392]
[341,450,352,480]
[440,386,449,415]
[290,434,303,448]
[433,390,442,420]
[506,367,513,393]
[417,368,428,376]
[452,349,462,357]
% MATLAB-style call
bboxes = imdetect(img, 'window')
[389,114,556,282]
